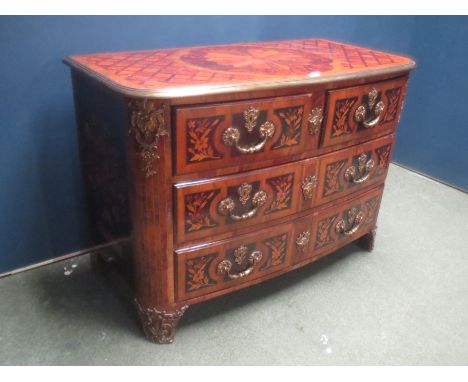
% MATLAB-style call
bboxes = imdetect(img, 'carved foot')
[135,300,189,344]
[357,228,377,252]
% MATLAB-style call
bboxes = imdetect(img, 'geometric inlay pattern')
[68,39,414,92]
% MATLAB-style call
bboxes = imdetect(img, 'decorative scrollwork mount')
[128,99,168,178]
[301,175,318,200]
[243,106,260,133]
[308,107,323,135]
[135,300,188,344]
[296,230,311,252]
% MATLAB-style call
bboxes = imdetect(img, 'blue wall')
[0,16,467,273]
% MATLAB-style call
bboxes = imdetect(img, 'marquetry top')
[65,38,415,98]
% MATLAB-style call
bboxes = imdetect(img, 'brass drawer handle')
[222,106,275,154]
[218,183,268,221]
[335,207,364,236]
[301,175,317,200]
[344,153,374,184]
[354,88,386,129]
[296,230,311,251]
[217,248,263,280]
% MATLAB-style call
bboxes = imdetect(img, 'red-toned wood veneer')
[321,77,407,149]
[66,38,414,344]
[175,184,384,304]
[174,93,322,176]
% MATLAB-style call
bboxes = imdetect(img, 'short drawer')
[321,77,407,148]
[316,134,394,206]
[174,158,319,244]
[174,93,324,175]
[293,185,383,263]
[175,221,295,301]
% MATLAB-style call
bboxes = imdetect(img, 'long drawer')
[175,185,384,302]
[174,134,393,244]
[174,93,324,175]
[174,157,318,244]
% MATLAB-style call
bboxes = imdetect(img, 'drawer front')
[293,185,383,263]
[175,158,319,244]
[321,78,407,148]
[316,134,394,206]
[176,222,295,301]
[176,185,384,301]
[174,93,324,175]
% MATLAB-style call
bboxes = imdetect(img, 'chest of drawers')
[65,39,415,344]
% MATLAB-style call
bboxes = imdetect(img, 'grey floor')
[1,164,467,365]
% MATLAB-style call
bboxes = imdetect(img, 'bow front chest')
[65,38,415,344]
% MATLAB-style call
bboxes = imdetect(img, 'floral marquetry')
[265,173,294,214]
[185,253,217,292]
[314,215,337,250]
[261,233,289,270]
[374,144,392,176]
[184,190,219,233]
[383,88,402,123]
[363,196,380,226]
[272,106,304,149]
[186,116,223,163]
[330,97,357,138]
[323,159,347,197]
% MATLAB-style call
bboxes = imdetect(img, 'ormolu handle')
[217,250,263,279]
[335,208,364,236]
[218,190,267,221]
[354,88,386,129]
[344,153,375,184]
[222,122,275,154]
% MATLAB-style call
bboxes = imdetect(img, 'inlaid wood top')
[65,38,415,98]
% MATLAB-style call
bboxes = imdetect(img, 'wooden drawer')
[321,77,407,148]
[176,185,383,302]
[293,185,383,263]
[174,158,319,244]
[175,134,393,244]
[174,93,324,175]
[316,134,394,206]
[176,221,295,301]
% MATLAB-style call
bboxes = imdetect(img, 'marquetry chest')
[65,38,415,344]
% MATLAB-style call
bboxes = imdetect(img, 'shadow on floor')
[32,242,361,341]
[180,244,359,328]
